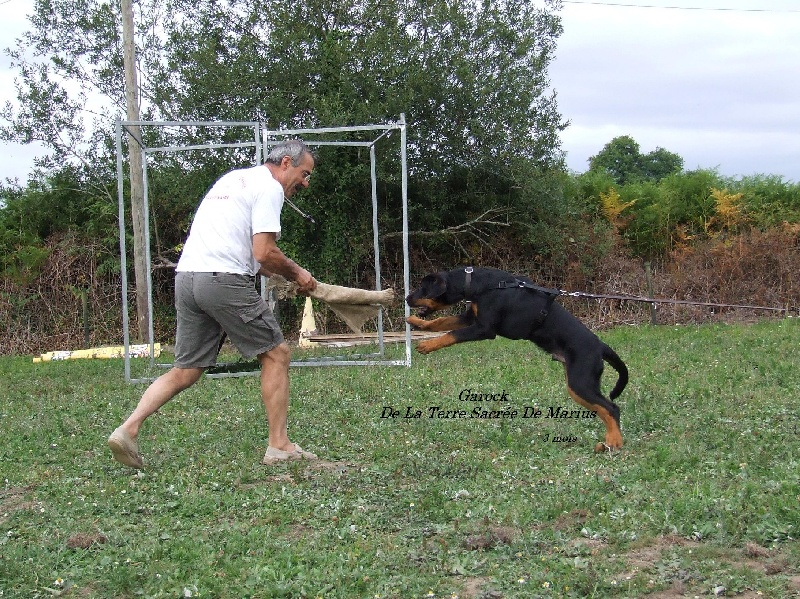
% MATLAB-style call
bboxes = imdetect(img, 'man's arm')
[253,232,317,294]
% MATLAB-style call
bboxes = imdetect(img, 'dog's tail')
[602,344,629,400]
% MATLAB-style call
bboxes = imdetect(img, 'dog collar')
[464,266,474,306]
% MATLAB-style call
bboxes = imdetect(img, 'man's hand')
[295,269,317,295]
[253,232,316,293]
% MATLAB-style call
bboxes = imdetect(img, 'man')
[108,139,319,469]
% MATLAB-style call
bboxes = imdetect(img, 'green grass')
[1,319,799,598]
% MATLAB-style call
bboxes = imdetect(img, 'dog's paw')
[594,440,623,453]
[416,340,435,354]
[406,315,428,330]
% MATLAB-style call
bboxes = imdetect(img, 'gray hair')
[265,139,313,166]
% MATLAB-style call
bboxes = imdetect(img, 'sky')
[1,0,46,185]
[551,0,800,181]
[1,0,799,184]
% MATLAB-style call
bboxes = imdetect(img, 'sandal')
[262,443,318,465]
[108,426,144,469]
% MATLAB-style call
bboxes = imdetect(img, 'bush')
[0,233,121,355]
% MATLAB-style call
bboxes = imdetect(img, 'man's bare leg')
[109,367,203,468]
[259,343,293,450]
[259,343,316,462]
[120,367,204,438]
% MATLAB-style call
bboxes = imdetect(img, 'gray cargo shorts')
[173,271,284,368]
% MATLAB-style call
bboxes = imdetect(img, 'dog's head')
[406,272,453,316]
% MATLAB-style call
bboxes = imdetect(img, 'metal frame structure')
[116,117,411,383]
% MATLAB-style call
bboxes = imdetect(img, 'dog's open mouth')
[416,307,432,317]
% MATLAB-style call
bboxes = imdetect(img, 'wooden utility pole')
[120,0,149,341]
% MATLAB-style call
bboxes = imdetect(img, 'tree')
[3,0,566,283]
[641,146,684,182]
[1,0,169,341]
[121,0,149,341]
[1,0,169,165]
[589,135,683,185]
[153,0,566,265]
[0,164,119,282]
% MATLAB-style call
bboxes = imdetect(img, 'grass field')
[1,319,799,598]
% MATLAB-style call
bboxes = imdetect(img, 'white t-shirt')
[176,165,283,275]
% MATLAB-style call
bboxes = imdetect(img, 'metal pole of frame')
[253,123,262,165]
[370,142,386,358]
[258,126,275,310]
[252,124,270,305]
[116,118,411,381]
[141,151,157,369]
[117,121,262,383]
[399,113,412,367]
[116,119,133,383]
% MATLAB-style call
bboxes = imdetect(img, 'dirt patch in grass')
[66,532,107,550]
[305,459,354,474]
[618,535,800,597]
[284,523,316,541]
[788,576,800,594]
[531,508,593,535]
[554,508,591,529]
[460,576,502,599]
[240,460,355,486]
[624,534,700,570]
[462,525,517,551]
[0,485,37,524]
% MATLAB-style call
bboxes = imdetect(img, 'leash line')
[559,290,796,314]
[462,267,796,314]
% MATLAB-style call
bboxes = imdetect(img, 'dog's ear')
[422,273,448,298]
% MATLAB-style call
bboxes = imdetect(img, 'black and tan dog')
[406,267,628,452]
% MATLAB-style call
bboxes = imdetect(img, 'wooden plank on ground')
[305,331,438,347]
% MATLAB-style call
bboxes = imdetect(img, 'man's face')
[280,152,315,198]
